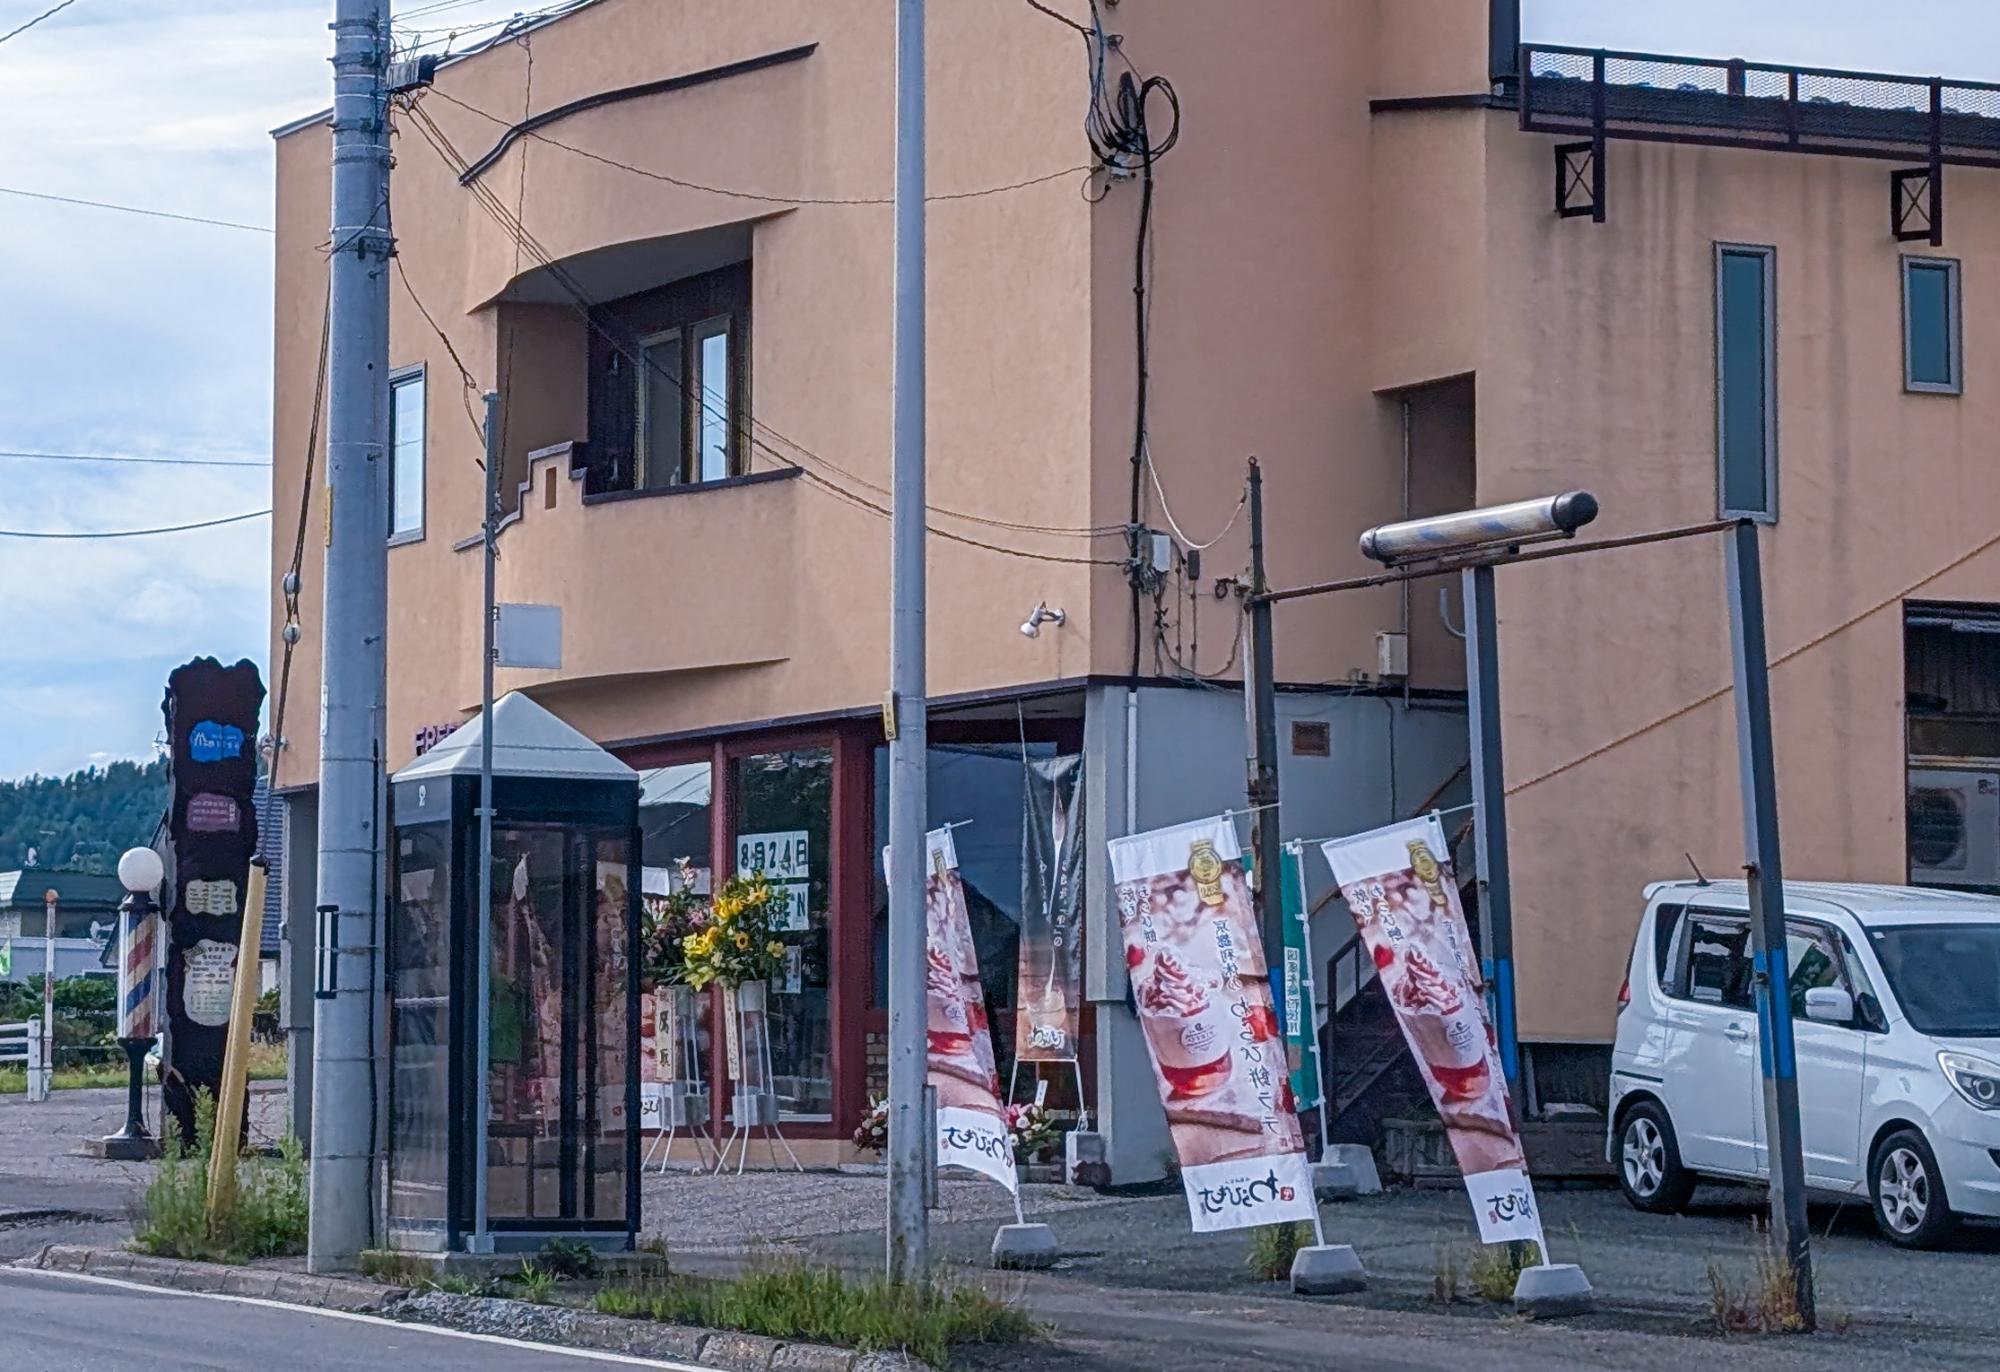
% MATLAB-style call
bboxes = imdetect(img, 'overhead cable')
[0,509,268,539]
[0,185,272,234]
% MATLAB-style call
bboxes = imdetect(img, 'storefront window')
[639,762,714,1093]
[734,748,834,1120]
[871,743,1057,1079]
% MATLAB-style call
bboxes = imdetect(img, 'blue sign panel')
[188,721,245,763]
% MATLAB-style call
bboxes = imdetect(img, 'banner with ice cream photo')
[913,826,1018,1193]
[1320,816,1543,1249]
[1109,816,1318,1235]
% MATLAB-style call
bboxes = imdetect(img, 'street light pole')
[885,0,929,1286]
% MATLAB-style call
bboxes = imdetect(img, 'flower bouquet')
[852,1095,890,1155]
[681,872,789,991]
[641,858,709,988]
[1005,1101,1063,1163]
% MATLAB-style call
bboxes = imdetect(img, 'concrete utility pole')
[471,390,501,1255]
[1244,460,1284,959]
[884,0,929,1285]
[309,0,394,1273]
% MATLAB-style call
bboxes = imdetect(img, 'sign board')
[496,603,562,669]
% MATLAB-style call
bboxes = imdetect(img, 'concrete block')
[1065,1130,1109,1189]
[702,1331,785,1370]
[1289,1244,1368,1296]
[1513,1263,1594,1318]
[1312,1161,1360,1202]
[989,1223,1060,1270]
[771,1342,859,1371]
[1322,1144,1382,1195]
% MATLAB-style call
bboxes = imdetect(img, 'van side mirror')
[1804,986,1855,1024]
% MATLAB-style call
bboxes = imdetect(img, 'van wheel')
[1617,1100,1695,1213]
[1871,1129,1957,1249]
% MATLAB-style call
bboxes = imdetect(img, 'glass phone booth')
[386,692,641,1253]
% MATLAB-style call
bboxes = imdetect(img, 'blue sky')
[0,0,1993,781]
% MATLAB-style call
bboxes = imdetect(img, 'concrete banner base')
[1290,1244,1368,1296]
[1513,1262,1595,1317]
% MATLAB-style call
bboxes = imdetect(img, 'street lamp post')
[98,848,164,1160]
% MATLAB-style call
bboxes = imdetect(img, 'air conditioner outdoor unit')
[1908,767,2000,888]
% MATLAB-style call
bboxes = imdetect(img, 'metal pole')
[885,0,929,1286]
[40,892,55,1100]
[470,390,502,1254]
[1724,519,1814,1329]
[1462,565,1521,1095]
[309,0,394,1274]
[1246,460,1284,958]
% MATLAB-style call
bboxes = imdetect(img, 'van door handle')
[1724,1023,1751,1041]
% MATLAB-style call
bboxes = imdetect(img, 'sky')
[0,0,1995,782]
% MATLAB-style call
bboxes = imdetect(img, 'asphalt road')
[0,1268,719,1371]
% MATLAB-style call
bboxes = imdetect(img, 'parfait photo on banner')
[1016,754,1085,1063]
[907,825,1017,1193]
[1320,815,1544,1249]
[1109,816,1317,1234]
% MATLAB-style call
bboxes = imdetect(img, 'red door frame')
[622,722,871,1142]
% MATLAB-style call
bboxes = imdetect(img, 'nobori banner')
[1320,816,1543,1249]
[1109,816,1316,1234]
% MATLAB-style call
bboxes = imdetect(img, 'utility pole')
[1725,519,1814,1328]
[1244,460,1284,958]
[471,391,501,1255]
[885,0,929,1286]
[309,0,394,1273]
[1463,563,1521,1095]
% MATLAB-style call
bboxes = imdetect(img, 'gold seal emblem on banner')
[1408,839,1447,906]
[1188,839,1226,906]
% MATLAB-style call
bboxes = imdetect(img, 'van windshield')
[1868,924,2000,1037]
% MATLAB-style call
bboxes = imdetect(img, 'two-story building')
[270,0,2000,1183]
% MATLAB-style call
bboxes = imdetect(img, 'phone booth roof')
[395,692,638,787]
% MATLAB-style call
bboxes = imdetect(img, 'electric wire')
[0,185,271,234]
[0,509,267,539]
[269,299,331,766]
[422,84,1100,207]
[392,254,489,447]
[399,97,1122,559]
[0,449,267,468]
[0,0,78,47]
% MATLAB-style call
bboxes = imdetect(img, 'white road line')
[0,1265,728,1371]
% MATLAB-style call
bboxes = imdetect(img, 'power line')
[0,449,265,469]
[0,185,272,234]
[423,85,1099,206]
[0,0,78,47]
[0,509,268,539]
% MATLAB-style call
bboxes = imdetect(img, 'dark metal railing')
[1520,43,2000,170]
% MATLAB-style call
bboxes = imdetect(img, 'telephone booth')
[386,692,640,1253]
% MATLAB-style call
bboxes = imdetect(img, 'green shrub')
[517,1262,555,1304]
[537,1236,600,1280]
[593,1265,1034,1368]
[1466,1241,1542,1304]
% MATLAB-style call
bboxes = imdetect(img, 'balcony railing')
[1519,43,2000,168]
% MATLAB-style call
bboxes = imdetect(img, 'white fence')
[0,1021,46,1102]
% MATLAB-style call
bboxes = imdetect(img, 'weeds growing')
[131,1089,308,1264]
[516,1262,556,1305]
[1707,1240,1811,1335]
[1246,1222,1313,1281]
[592,1264,1035,1368]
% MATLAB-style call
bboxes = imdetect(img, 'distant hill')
[0,758,169,874]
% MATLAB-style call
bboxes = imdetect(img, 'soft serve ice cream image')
[1387,943,1490,1103]
[924,944,971,1058]
[1138,948,1235,1099]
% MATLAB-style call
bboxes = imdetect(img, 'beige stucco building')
[271,0,2000,1179]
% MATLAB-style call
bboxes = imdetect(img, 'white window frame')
[634,327,685,488]
[1715,242,1778,524]
[688,314,734,484]
[1902,255,1963,396]
[388,364,427,545]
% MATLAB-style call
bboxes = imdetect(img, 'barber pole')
[121,899,160,1042]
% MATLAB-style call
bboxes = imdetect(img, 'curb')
[19,1245,920,1372]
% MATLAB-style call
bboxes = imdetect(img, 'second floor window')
[1715,243,1776,522]
[389,367,426,542]
[1903,256,1962,395]
[587,264,749,495]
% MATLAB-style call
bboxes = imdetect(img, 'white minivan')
[1610,880,2000,1247]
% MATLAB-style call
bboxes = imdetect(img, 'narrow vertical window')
[1904,257,1961,395]
[635,330,684,489]
[1716,244,1777,522]
[389,368,426,542]
[691,316,733,482]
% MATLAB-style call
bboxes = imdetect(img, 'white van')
[1609,880,2000,1247]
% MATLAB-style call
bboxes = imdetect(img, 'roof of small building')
[393,691,636,785]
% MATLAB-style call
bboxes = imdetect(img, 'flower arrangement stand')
[712,981,803,1175]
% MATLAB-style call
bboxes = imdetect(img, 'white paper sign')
[639,1083,666,1130]
[738,831,810,931]
[183,939,237,1027]
[184,879,238,917]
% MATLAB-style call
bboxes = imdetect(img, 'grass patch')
[537,1237,601,1280]
[592,1265,1035,1368]
[1425,1242,1541,1305]
[516,1262,555,1304]
[131,1089,308,1264]
[0,1038,284,1094]
[1246,1223,1313,1282]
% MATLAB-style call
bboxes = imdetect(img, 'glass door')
[732,747,834,1120]
[388,822,453,1249]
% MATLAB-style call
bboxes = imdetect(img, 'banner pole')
[1286,843,1332,1157]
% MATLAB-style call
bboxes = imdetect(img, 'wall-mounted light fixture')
[1019,602,1067,639]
